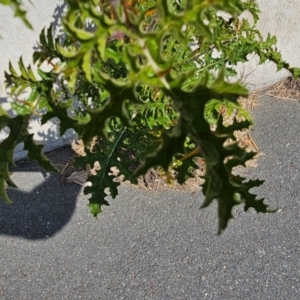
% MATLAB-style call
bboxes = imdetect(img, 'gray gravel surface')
[0,95,299,299]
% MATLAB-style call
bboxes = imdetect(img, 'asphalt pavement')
[0,95,299,299]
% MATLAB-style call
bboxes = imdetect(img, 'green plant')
[1,0,299,233]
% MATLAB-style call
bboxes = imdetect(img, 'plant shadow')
[0,2,84,240]
[0,146,82,240]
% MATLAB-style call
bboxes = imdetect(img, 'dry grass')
[265,76,300,100]
[240,76,300,109]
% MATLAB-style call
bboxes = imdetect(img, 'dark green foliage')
[73,128,155,215]
[1,0,299,233]
[0,114,57,203]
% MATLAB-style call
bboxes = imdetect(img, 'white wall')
[240,0,300,89]
[0,0,75,160]
[0,0,61,95]
[0,0,299,160]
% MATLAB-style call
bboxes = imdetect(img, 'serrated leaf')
[82,50,92,82]
[134,125,187,177]
[41,98,85,138]
[74,130,134,215]
[0,113,58,204]
[8,61,19,77]
[27,66,37,82]
[97,36,107,61]
[23,134,58,173]
[0,115,28,203]
[243,194,269,213]
[0,176,13,204]
[18,57,29,80]
[47,25,55,50]
[57,44,79,58]
[65,22,95,41]
[72,127,157,216]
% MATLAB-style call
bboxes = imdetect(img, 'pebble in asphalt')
[0,96,299,299]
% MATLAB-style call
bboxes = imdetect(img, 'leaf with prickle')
[0,114,57,203]
[73,130,138,215]
[175,146,202,185]
[134,125,187,178]
[23,134,57,173]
